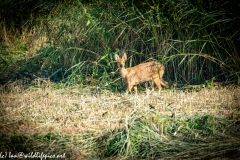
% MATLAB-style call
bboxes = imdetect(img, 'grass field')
[0,0,239,159]
[0,82,239,159]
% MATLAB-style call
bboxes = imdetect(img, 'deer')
[115,52,169,94]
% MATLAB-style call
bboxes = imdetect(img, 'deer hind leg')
[158,67,169,89]
[153,78,162,91]
[161,79,169,88]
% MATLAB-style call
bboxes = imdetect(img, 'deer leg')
[160,79,169,88]
[133,86,138,94]
[126,83,133,94]
[153,78,162,91]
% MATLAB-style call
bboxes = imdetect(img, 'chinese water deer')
[115,52,169,94]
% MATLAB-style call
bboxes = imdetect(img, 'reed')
[0,0,239,87]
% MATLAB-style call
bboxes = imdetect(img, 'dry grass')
[1,83,239,134]
[0,83,240,134]
[0,82,240,159]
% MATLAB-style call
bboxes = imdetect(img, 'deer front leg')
[133,86,138,94]
[126,84,133,94]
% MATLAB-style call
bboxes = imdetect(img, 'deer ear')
[123,52,127,60]
[114,54,120,60]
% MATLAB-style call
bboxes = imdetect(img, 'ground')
[0,83,240,159]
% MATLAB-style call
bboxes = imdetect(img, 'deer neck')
[119,67,128,78]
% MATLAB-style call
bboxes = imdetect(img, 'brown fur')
[115,52,169,94]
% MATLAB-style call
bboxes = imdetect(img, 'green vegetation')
[1,0,239,87]
[0,0,240,159]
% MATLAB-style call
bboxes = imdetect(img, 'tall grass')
[0,0,239,87]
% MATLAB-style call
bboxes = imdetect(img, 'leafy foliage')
[0,0,239,87]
